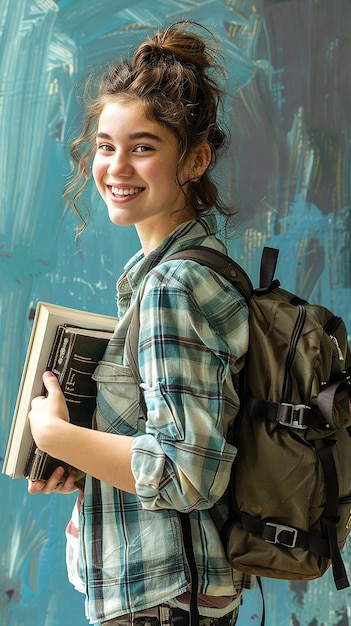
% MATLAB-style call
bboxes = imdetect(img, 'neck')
[137,209,197,255]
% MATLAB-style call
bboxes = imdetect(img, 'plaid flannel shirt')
[68,216,253,624]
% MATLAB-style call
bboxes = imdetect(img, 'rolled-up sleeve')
[130,259,248,512]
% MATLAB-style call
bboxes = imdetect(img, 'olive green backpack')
[126,245,351,605]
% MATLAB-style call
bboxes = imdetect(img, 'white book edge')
[2,302,117,479]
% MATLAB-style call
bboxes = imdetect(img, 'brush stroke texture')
[0,1,350,624]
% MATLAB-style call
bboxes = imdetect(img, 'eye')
[96,143,114,152]
[134,145,153,153]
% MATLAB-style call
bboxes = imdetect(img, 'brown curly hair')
[65,21,233,231]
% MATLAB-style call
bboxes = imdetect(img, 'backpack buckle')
[279,403,309,429]
[265,522,298,548]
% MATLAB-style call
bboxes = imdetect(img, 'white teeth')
[111,186,142,196]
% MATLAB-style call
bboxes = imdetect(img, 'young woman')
[28,21,252,626]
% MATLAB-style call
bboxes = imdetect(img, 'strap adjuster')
[265,522,298,548]
[279,403,310,429]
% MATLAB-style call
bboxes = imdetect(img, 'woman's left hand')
[29,370,136,493]
[28,371,70,452]
[27,466,78,495]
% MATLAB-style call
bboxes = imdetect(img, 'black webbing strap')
[164,247,253,301]
[258,247,279,291]
[239,512,331,559]
[179,513,200,626]
[317,371,351,429]
[249,374,351,430]
[316,441,349,589]
[256,577,266,626]
[247,397,316,428]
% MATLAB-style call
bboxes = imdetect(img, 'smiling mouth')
[110,186,144,197]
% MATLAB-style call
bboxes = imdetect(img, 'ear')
[188,142,212,181]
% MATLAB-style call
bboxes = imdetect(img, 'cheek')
[91,157,98,183]
[148,159,178,188]
[92,155,104,185]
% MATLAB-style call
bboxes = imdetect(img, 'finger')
[28,466,65,495]
[42,370,60,393]
[29,395,46,410]
[40,466,66,494]
[28,478,46,494]
[43,468,79,495]
[55,470,79,494]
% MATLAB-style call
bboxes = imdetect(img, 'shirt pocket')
[141,381,185,441]
[93,361,142,435]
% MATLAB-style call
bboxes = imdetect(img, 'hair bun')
[133,21,214,73]
[133,41,179,70]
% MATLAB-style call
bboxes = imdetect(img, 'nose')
[107,149,133,177]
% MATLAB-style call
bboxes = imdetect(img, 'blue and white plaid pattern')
[73,217,253,624]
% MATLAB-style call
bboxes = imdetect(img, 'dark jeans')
[101,603,240,626]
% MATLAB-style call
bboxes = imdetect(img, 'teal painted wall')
[1,1,350,624]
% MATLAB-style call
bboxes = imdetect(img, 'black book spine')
[25,325,110,482]
[51,328,109,428]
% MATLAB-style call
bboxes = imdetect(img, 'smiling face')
[92,99,200,253]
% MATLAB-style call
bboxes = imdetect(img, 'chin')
[108,213,135,228]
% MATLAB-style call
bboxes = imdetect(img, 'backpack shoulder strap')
[126,246,254,375]
[163,246,254,301]
[124,246,259,626]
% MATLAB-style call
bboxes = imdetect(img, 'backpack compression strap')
[316,440,350,590]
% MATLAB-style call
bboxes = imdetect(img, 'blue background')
[1,1,350,624]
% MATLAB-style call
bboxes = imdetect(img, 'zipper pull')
[330,334,344,361]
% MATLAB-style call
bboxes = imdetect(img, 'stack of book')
[2,302,117,484]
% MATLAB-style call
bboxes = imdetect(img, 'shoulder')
[141,255,248,330]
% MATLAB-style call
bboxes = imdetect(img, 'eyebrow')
[96,131,162,142]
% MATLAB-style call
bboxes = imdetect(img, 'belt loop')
[159,604,171,626]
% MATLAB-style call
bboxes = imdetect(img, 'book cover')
[2,302,117,482]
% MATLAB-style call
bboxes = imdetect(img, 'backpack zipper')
[282,304,307,401]
[330,335,344,361]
